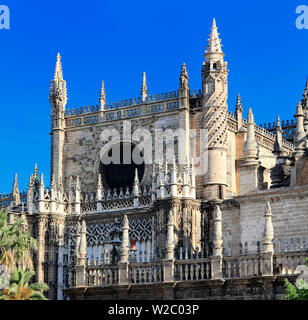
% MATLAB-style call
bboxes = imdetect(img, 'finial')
[296,101,304,115]
[99,80,106,109]
[13,173,19,193]
[276,115,281,128]
[54,52,63,81]
[247,108,254,124]
[12,173,20,206]
[205,18,223,55]
[134,169,139,186]
[235,93,243,113]
[40,173,44,186]
[141,72,148,102]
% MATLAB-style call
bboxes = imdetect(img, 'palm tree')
[0,209,37,269]
[0,208,49,300]
[0,268,49,300]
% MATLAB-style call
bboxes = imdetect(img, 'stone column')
[57,222,64,300]
[36,216,47,283]
[163,208,175,282]
[262,201,274,276]
[210,205,223,279]
[75,219,87,287]
[119,215,130,285]
[74,176,81,215]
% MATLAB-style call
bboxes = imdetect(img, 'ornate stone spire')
[49,53,67,106]
[235,93,243,130]
[205,18,223,55]
[294,101,306,154]
[235,93,243,113]
[262,201,274,253]
[141,72,148,102]
[274,116,283,155]
[99,80,106,110]
[243,108,258,163]
[39,173,45,200]
[12,173,20,206]
[133,169,140,197]
[178,63,189,99]
[301,79,308,110]
[33,163,39,187]
[201,19,228,201]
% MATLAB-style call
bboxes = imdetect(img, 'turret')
[201,19,228,201]
[49,53,67,182]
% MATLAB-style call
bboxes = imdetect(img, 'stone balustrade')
[69,250,308,289]
[129,262,163,284]
[175,258,211,281]
[86,265,119,287]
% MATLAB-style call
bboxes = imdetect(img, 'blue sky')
[0,0,307,192]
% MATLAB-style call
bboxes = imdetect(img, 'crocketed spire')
[205,18,223,55]
[12,173,21,206]
[99,80,106,110]
[235,93,243,113]
[49,52,67,105]
[54,53,64,81]
[302,79,308,110]
[141,72,148,102]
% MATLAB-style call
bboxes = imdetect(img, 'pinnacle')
[236,93,243,112]
[100,80,106,102]
[205,18,223,55]
[276,115,281,127]
[141,72,148,101]
[13,173,19,193]
[142,72,147,90]
[54,52,64,81]
[296,101,304,115]
[181,62,188,76]
[247,108,254,124]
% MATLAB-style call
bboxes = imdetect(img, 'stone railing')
[175,258,211,281]
[129,262,163,284]
[0,191,27,208]
[273,251,307,275]
[227,111,294,153]
[222,254,264,278]
[65,92,181,128]
[70,250,308,289]
[81,187,152,213]
[86,265,119,287]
